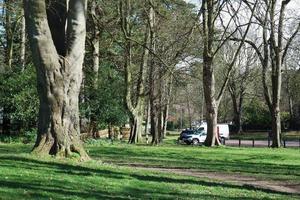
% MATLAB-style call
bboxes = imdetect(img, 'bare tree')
[24,0,89,160]
[234,0,300,147]
[201,0,257,146]
[228,46,258,133]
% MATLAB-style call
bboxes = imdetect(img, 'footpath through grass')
[0,142,299,199]
[88,140,300,185]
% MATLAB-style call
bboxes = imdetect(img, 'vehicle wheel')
[192,138,199,145]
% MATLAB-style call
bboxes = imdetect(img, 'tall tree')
[201,0,256,146]
[24,0,89,160]
[237,0,300,147]
[119,0,151,143]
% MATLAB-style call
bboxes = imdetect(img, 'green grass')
[88,141,300,184]
[0,142,299,199]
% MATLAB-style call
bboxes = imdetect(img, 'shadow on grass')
[88,146,300,179]
[0,155,296,198]
[0,179,272,200]
[0,179,129,200]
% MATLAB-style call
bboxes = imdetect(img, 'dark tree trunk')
[2,107,10,136]
[230,89,243,134]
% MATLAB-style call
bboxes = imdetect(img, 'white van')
[199,122,230,139]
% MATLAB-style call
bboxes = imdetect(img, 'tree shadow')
[0,155,297,197]
[0,155,128,180]
[88,146,300,179]
[0,179,129,200]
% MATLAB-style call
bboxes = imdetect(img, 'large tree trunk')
[229,88,243,134]
[147,2,161,145]
[128,103,145,144]
[149,55,159,144]
[269,0,287,148]
[202,56,220,146]
[149,51,160,144]
[202,0,219,146]
[24,0,89,160]
[271,109,281,147]
[204,107,219,146]
[270,63,282,147]
[234,110,243,134]
[162,77,172,139]
[157,72,163,142]
[144,100,150,143]
[150,101,160,145]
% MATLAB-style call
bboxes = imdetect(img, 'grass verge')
[0,143,299,199]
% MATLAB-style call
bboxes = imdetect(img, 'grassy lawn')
[0,142,299,199]
[88,140,300,184]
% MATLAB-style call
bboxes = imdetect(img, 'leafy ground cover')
[0,142,299,199]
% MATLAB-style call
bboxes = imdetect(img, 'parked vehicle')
[199,122,230,140]
[178,129,207,145]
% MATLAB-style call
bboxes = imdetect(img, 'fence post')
[268,137,270,147]
[283,139,286,148]
[252,139,255,147]
[239,138,241,147]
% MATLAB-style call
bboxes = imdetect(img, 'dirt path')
[118,163,300,195]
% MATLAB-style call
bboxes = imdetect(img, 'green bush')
[23,128,37,144]
[243,99,272,130]
[166,121,175,131]
[0,65,38,131]
[80,63,128,129]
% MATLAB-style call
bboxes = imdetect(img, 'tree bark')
[90,0,101,83]
[162,76,172,138]
[24,0,89,160]
[269,0,290,147]
[229,81,244,134]
[144,100,150,144]
[202,56,221,146]
[147,2,160,145]
[4,0,13,70]
[20,10,26,71]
